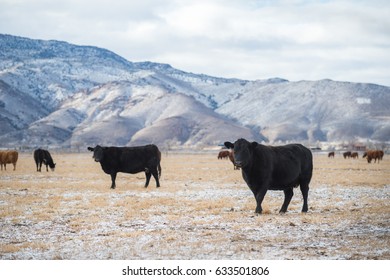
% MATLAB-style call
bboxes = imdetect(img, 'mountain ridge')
[0,34,389,149]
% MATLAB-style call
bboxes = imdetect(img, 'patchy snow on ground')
[0,153,389,259]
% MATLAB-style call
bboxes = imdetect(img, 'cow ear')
[87,147,94,152]
[251,142,258,149]
[224,142,234,149]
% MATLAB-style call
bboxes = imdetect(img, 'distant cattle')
[34,149,56,172]
[218,150,230,159]
[328,152,335,158]
[88,144,162,189]
[0,150,18,171]
[351,152,359,159]
[224,139,313,214]
[343,151,352,159]
[363,150,384,163]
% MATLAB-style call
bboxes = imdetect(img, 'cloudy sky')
[1,0,389,86]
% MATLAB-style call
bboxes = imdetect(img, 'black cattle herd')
[0,138,386,214]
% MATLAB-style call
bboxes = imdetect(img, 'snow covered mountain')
[0,34,389,149]
[216,79,390,143]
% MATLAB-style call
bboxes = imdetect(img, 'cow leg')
[46,164,49,172]
[110,173,117,189]
[151,168,160,188]
[300,183,309,212]
[38,162,42,172]
[254,188,268,214]
[144,171,152,188]
[280,188,294,213]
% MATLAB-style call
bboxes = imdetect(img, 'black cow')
[87,144,162,189]
[34,149,56,172]
[224,139,313,214]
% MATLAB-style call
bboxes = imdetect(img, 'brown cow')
[218,150,230,159]
[328,152,335,158]
[351,152,359,159]
[374,150,382,163]
[363,150,384,163]
[0,150,18,171]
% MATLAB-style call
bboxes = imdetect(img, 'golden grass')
[312,154,390,187]
[0,152,389,259]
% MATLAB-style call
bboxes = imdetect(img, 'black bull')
[225,139,313,214]
[88,145,161,189]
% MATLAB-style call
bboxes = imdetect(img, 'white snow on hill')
[0,34,389,149]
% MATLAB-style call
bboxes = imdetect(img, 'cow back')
[253,144,312,190]
[4,150,18,164]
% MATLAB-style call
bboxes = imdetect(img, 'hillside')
[0,34,389,149]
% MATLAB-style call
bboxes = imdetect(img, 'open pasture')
[0,152,389,259]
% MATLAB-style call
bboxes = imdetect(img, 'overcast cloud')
[1,0,389,86]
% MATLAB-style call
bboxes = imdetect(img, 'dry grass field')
[0,151,389,259]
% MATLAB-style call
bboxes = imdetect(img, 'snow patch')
[356,97,371,104]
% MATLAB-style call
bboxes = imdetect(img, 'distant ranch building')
[353,144,366,151]
[341,143,367,152]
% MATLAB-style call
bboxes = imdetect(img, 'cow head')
[224,138,257,168]
[42,157,56,171]
[87,145,104,162]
